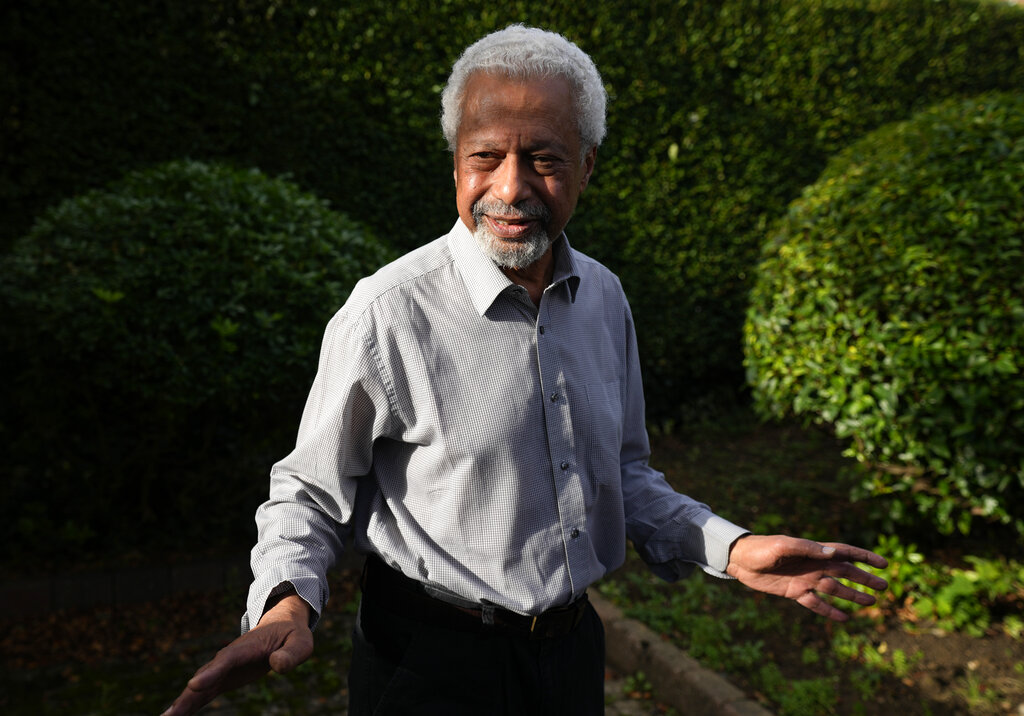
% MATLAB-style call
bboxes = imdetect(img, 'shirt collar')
[448,218,581,316]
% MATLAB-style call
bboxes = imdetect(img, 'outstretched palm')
[726,535,888,621]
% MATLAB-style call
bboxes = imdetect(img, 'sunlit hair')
[441,24,607,161]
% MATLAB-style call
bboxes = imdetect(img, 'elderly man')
[165,25,886,715]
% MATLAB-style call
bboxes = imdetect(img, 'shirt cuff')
[241,576,324,633]
[643,513,750,583]
[699,514,751,577]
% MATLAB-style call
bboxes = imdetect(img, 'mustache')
[471,199,551,224]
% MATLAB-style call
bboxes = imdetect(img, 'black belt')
[361,555,589,640]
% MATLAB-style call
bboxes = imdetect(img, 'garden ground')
[2,416,1021,714]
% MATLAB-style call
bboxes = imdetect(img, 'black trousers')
[347,574,606,715]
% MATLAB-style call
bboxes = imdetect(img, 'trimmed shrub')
[744,92,1024,537]
[0,160,394,557]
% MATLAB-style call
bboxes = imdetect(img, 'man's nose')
[491,155,533,206]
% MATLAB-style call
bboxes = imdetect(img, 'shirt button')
[539,325,545,334]
[570,528,580,539]
[550,392,559,402]
[560,461,569,470]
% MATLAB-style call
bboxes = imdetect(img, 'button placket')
[535,298,589,591]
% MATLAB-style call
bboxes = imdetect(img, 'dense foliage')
[4,0,1024,418]
[0,160,393,556]
[744,92,1024,537]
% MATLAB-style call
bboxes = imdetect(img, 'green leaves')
[745,92,1024,538]
[3,159,394,408]
[0,160,395,553]
[870,535,1024,638]
[91,287,125,304]
[7,0,1024,418]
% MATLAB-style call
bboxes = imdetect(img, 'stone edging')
[591,592,774,716]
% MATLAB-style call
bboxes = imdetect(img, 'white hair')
[440,24,607,158]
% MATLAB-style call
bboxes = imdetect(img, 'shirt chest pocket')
[581,380,623,487]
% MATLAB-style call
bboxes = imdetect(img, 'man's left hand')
[726,535,888,621]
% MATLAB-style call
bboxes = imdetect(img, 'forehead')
[458,72,579,149]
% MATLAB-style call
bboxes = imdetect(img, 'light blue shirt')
[243,219,748,631]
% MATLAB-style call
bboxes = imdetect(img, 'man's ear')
[579,146,597,192]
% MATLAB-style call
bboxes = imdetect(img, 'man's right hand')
[161,592,314,716]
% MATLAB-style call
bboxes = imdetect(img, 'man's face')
[454,72,596,269]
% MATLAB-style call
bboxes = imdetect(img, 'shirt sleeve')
[618,301,750,582]
[241,303,394,632]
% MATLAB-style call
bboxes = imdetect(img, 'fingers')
[186,638,265,693]
[795,590,850,622]
[817,558,889,592]
[808,541,891,596]
[162,646,265,716]
[795,575,880,622]
[162,678,217,716]
[820,542,889,570]
[763,537,887,573]
[792,570,886,623]
[815,575,878,606]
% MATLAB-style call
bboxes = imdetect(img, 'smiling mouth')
[484,215,537,240]
[472,200,551,241]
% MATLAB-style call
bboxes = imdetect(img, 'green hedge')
[574,0,1024,416]
[744,92,1024,537]
[3,0,1024,418]
[0,160,393,557]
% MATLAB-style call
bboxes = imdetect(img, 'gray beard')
[471,200,552,269]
